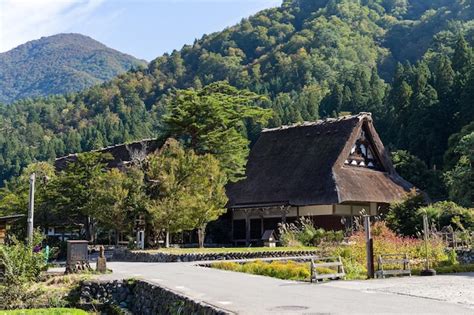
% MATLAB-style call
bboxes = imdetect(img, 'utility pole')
[27,173,36,245]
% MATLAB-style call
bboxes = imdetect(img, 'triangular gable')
[333,114,415,204]
[335,114,394,174]
[343,125,384,171]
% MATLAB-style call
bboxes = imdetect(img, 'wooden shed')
[226,113,416,245]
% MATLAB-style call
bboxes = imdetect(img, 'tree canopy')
[163,82,272,182]
[0,0,473,204]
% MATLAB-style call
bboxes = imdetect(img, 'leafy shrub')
[419,201,474,232]
[445,249,459,266]
[279,217,345,246]
[334,221,449,278]
[386,190,426,236]
[0,231,47,284]
[0,230,48,309]
[387,192,473,237]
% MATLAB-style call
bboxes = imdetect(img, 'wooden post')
[423,214,430,270]
[281,206,287,224]
[364,215,374,278]
[245,210,251,246]
[230,209,234,246]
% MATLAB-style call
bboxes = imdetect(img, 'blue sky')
[0,0,281,61]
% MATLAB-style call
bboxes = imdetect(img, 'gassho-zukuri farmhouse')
[55,112,415,245]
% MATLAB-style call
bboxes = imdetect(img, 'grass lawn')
[134,246,318,255]
[0,309,88,315]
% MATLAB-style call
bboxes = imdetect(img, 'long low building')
[226,113,415,245]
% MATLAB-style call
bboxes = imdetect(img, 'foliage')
[136,246,318,254]
[39,153,112,241]
[0,230,46,284]
[387,189,473,237]
[145,139,228,247]
[445,132,474,207]
[1,0,473,201]
[91,167,146,244]
[211,260,311,281]
[0,230,47,309]
[419,201,474,232]
[391,150,446,199]
[428,263,474,274]
[0,309,89,315]
[279,218,344,247]
[386,190,426,236]
[0,33,146,104]
[214,223,453,281]
[163,82,272,182]
[333,221,449,279]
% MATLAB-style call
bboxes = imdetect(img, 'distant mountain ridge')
[0,0,473,198]
[0,33,147,103]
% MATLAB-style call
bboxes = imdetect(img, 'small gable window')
[345,130,382,170]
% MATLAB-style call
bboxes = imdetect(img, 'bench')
[310,256,345,283]
[375,253,411,278]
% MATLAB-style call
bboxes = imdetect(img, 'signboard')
[66,240,89,273]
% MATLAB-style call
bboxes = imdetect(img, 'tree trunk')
[85,216,91,242]
[165,231,170,248]
[115,229,120,246]
[198,225,206,248]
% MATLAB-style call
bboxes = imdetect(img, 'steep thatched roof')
[54,138,164,171]
[227,113,414,208]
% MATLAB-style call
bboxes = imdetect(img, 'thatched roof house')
[227,113,414,245]
[54,138,164,171]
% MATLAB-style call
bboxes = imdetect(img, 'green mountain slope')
[0,0,473,200]
[0,33,147,103]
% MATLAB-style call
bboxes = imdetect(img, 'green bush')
[0,230,48,309]
[387,191,473,237]
[0,231,46,284]
[0,308,88,315]
[419,201,474,232]
[386,190,426,236]
[279,218,345,247]
[433,263,474,274]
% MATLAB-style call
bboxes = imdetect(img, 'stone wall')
[112,248,319,262]
[456,249,474,265]
[79,279,230,315]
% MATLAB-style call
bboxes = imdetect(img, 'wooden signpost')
[364,215,375,278]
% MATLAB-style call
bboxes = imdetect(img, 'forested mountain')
[0,0,473,203]
[0,33,146,103]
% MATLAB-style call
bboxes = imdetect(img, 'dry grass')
[211,260,312,281]
[15,273,95,310]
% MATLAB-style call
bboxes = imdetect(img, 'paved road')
[97,262,474,314]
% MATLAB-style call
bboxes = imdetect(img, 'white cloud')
[0,0,106,52]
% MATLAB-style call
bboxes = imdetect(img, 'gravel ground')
[322,273,474,308]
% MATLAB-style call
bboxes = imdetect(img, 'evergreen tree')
[163,82,272,182]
